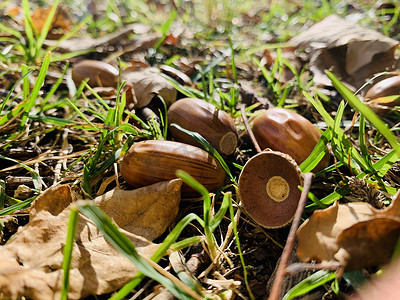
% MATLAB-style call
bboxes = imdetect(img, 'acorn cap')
[238,151,303,228]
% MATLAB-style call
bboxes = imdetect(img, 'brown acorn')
[120,140,226,197]
[71,60,119,88]
[251,108,329,172]
[365,76,400,99]
[168,98,238,156]
[365,75,400,113]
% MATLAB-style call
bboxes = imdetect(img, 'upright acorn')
[168,98,238,156]
[120,140,227,197]
[251,108,329,172]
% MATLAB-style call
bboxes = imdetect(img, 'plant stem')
[268,172,313,300]
[240,105,262,153]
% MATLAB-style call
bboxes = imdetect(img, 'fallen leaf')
[122,67,177,108]
[43,23,152,53]
[0,179,182,299]
[289,15,399,89]
[95,179,181,241]
[296,190,400,271]
[30,6,71,39]
[336,217,400,271]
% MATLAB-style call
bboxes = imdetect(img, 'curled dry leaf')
[0,179,182,299]
[122,67,177,108]
[43,23,152,53]
[289,14,399,89]
[297,191,400,272]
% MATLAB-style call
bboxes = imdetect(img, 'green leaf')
[61,207,80,300]
[0,196,36,216]
[20,52,51,129]
[326,71,400,156]
[171,123,236,184]
[77,202,198,299]
[282,270,336,300]
[300,128,332,173]
[111,213,202,300]
[35,0,61,56]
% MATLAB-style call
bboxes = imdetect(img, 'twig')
[286,262,342,274]
[240,105,262,153]
[268,172,314,300]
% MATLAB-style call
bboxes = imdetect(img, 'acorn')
[71,60,119,88]
[120,140,226,197]
[251,108,329,172]
[168,98,238,156]
[238,150,303,228]
[365,75,400,113]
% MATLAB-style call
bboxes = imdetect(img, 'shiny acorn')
[168,98,238,156]
[71,60,119,88]
[251,108,329,172]
[120,140,227,197]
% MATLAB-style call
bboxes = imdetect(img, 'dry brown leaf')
[0,179,182,299]
[30,6,71,39]
[43,23,152,53]
[122,67,177,108]
[289,14,399,89]
[297,191,400,271]
[95,179,181,241]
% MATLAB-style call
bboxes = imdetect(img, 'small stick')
[240,105,262,153]
[286,262,342,274]
[268,172,314,300]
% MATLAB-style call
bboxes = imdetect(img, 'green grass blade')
[358,149,399,179]
[282,270,336,300]
[111,213,202,300]
[22,0,36,59]
[28,115,75,126]
[170,236,203,251]
[0,23,22,39]
[0,196,36,216]
[0,180,5,209]
[66,98,99,130]
[22,64,30,101]
[61,206,80,300]
[326,70,400,156]
[358,115,374,172]
[304,91,370,172]
[161,74,200,99]
[153,9,177,50]
[35,0,60,56]
[305,185,351,211]
[0,69,33,116]
[77,202,196,299]
[20,52,51,129]
[210,191,230,231]
[300,128,332,173]
[228,37,238,84]
[171,123,236,184]
[0,154,44,190]
[229,192,254,300]
[331,101,362,174]
[43,61,69,105]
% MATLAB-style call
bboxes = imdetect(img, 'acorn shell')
[252,108,329,172]
[120,140,227,197]
[71,60,118,88]
[365,75,400,99]
[238,151,303,228]
[168,98,238,156]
